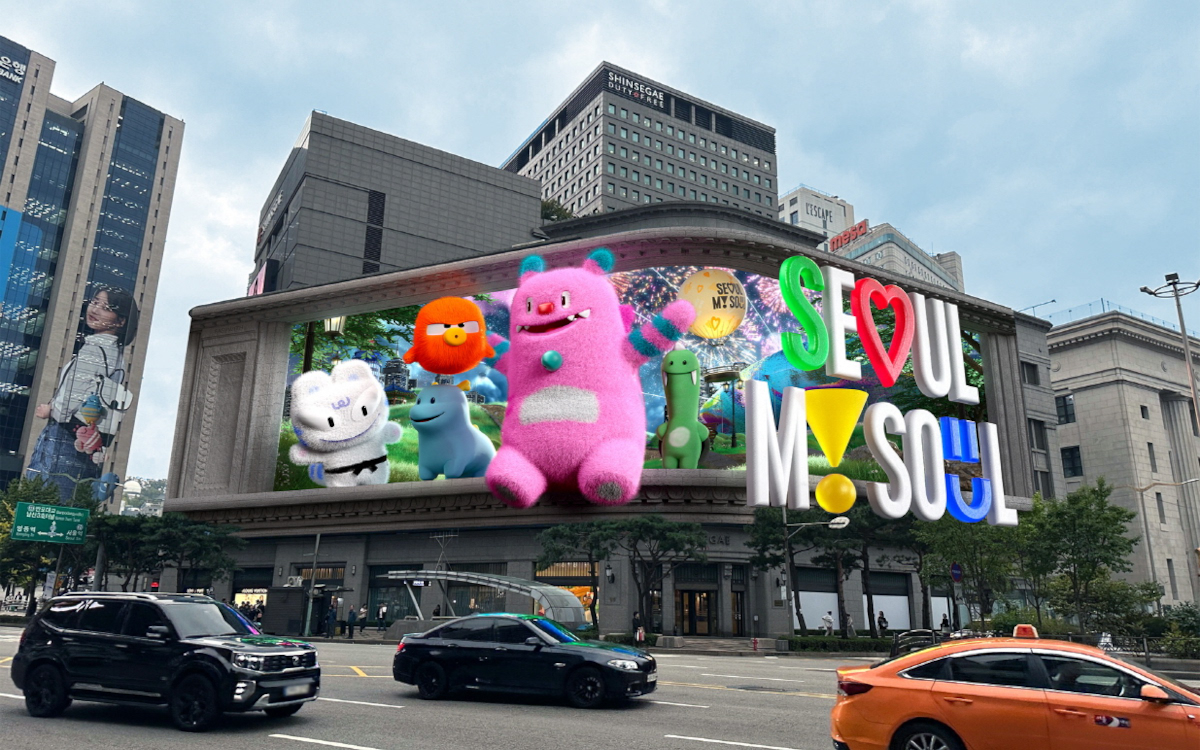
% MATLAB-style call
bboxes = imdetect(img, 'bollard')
[752,637,758,651]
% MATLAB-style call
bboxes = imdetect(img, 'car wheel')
[24,664,70,718]
[264,704,304,718]
[565,666,607,709]
[415,661,447,700]
[893,722,964,750]
[170,674,220,732]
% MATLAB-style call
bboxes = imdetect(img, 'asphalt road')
[0,626,868,750]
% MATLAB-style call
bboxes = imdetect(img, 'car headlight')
[232,653,265,671]
[608,659,640,672]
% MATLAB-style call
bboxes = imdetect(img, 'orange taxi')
[831,625,1200,750]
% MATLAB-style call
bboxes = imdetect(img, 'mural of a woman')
[26,285,139,501]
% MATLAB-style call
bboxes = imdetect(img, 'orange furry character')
[403,297,495,375]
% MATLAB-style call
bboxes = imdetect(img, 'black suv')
[393,613,656,708]
[11,592,320,731]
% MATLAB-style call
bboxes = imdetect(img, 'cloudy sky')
[6,1,1198,479]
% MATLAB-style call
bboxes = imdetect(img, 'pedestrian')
[846,612,856,638]
[940,613,950,632]
[358,604,368,627]
[432,604,441,618]
[821,611,834,636]
[633,611,645,644]
[877,611,888,637]
[325,606,337,639]
[377,603,388,632]
[346,604,358,639]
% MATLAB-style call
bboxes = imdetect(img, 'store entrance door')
[675,590,714,636]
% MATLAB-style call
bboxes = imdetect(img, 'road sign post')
[10,503,89,544]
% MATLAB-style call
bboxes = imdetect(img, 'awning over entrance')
[386,570,586,626]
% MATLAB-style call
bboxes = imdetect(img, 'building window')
[1035,471,1054,498]
[620,128,628,139]
[655,178,662,189]
[620,108,627,119]
[606,182,614,193]
[1140,405,1150,419]
[619,187,627,198]
[632,132,640,143]
[606,143,615,153]
[619,167,628,178]
[607,104,615,114]
[1020,361,1040,385]
[1061,446,1083,478]
[1167,559,1179,600]
[606,163,615,174]
[1055,394,1076,424]
[790,211,799,224]
[620,147,628,158]
[1027,419,1048,451]
[632,190,639,200]
[1157,492,1166,523]
[1148,443,1158,473]
[606,123,615,134]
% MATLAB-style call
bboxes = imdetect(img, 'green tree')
[541,199,574,222]
[289,307,420,374]
[744,506,807,631]
[876,516,938,629]
[93,514,164,591]
[1043,479,1138,630]
[1048,573,1161,635]
[608,515,707,633]
[536,521,617,631]
[1009,495,1058,627]
[786,507,860,638]
[154,513,244,592]
[916,516,1012,629]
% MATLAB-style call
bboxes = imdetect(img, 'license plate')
[647,673,657,683]
[283,684,311,697]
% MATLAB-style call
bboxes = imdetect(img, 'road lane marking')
[659,681,834,700]
[270,734,384,750]
[650,700,710,708]
[317,697,403,708]
[349,666,368,677]
[0,656,12,664]
[1,692,23,700]
[321,674,392,678]
[700,673,806,683]
[665,735,805,750]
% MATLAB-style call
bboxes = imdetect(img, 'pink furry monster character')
[484,248,695,508]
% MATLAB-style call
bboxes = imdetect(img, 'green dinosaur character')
[656,345,708,469]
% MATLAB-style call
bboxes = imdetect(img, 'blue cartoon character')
[409,382,496,480]
[289,360,402,487]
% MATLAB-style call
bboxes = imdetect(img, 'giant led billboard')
[275,248,1005,525]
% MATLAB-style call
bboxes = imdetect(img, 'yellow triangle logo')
[806,389,868,467]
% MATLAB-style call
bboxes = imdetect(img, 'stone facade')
[1049,311,1200,603]
[167,204,1045,635]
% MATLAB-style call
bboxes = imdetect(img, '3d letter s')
[779,255,828,371]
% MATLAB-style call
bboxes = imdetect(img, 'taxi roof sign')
[1013,624,1039,639]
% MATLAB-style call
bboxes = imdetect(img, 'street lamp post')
[778,509,849,636]
[1140,274,1200,593]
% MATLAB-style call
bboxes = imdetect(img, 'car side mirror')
[147,625,171,640]
[1140,684,1170,702]
[525,637,543,648]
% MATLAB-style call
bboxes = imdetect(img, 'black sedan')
[393,614,656,708]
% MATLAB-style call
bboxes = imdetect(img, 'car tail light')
[395,642,405,653]
[838,679,873,696]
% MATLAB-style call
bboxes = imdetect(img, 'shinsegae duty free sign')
[10,503,89,544]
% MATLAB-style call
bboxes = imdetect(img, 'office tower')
[0,36,183,503]
[249,112,541,294]
[503,63,778,217]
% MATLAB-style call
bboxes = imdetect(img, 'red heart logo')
[851,278,914,387]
